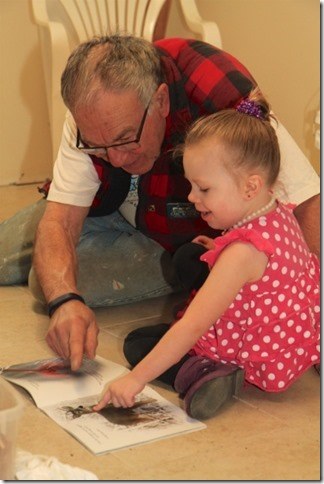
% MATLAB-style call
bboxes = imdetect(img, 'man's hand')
[93,373,145,411]
[46,300,99,371]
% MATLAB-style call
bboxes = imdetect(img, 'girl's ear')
[154,83,170,118]
[243,174,263,200]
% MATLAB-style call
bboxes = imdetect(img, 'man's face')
[73,85,170,175]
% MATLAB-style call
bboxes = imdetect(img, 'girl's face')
[183,138,250,231]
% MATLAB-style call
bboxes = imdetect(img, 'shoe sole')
[186,368,244,420]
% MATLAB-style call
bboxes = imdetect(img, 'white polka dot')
[235,310,241,318]
[252,344,260,351]
[281,266,288,275]
[279,312,287,319]
[274,234,281,241]
[246,334,253,342]
[241,351,249,358]
[284,237,289,245]
[262,380,267,388]
[288,337,295,344]
[276,248,282,256]
[261,351,269,357]
[283,224,288,232]
[243,303,249,310]
[298,292,305,300]
[210,346,216,352]
[285,251,290,260]
[278,294,285,302]
[262,275,270,282]
[255,308,262,316]
[278,381,285,389]
[284,352,291,359]
[293,255,297,263]
[263,335,271,343]
[273,220,279,228]
[314,305,320,313]
[227,322,234,330]
[268,373,275,380]
[277,362,284,370]
[221,339,228,346]
[263,316,270,323]
[291,285,297,294]
[262,231,270,239]
[274,325,280,333]
[290,270,296,278]
[295,325,302,333]
[272,280,280,288]
[271,306,279,314]
[311,355,318,361]
[261,363,266,371]
[272,343,279,350]
[287,319,294,327]
[227,348,234,354]
[232,332,240,340]
[265,298,272,305]
[280,331,286,339]
[235,293,242,300]
[303,331,311,339]
[293,303,301,311]
[250,284,259,292]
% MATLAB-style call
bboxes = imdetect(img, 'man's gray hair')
[61,34,164,111]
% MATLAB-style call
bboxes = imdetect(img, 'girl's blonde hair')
[184,88,280,187]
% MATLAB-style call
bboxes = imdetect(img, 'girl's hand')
[192,235,215,250]
[93,373,145,411]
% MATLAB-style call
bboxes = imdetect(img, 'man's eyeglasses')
[76,102,150,156]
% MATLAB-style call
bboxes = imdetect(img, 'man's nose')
[106,149,131,168]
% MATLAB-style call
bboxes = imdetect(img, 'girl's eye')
[199,187,209,193]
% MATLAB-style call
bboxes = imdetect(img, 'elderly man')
[0,35,319,370]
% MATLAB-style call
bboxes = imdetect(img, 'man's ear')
[244,174,263,200]
[155,83,170,117]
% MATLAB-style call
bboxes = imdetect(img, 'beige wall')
[0,0,319,186]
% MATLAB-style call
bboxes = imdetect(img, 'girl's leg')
[172,242,209,291]
[123,323,190,386]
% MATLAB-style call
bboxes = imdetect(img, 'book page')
[3,356,127,408]
[41,385,205,454]
[3,356,206,454]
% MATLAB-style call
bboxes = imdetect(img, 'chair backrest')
[32,0,222,162]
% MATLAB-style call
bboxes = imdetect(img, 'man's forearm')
[33,219,79,303]
[294,194,320,258]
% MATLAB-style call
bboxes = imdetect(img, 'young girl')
[94,89,320,420]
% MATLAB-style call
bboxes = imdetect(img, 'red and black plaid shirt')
[89,38,256,252]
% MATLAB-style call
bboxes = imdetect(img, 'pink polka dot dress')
[191,201,320,392]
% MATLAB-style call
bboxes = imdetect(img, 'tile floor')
[0,184,320,480]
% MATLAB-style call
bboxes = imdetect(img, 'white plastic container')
[0,376,25,480]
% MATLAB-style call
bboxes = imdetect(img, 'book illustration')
[3,356,206,454]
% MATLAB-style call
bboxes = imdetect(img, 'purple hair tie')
[236,98,264,119]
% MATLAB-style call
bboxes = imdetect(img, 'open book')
[2,356,206,455]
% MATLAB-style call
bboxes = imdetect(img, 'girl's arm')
[94,241,268,410]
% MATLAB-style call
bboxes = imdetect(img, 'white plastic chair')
[32,0,222,162]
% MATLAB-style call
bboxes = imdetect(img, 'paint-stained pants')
[0,199,181,307]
